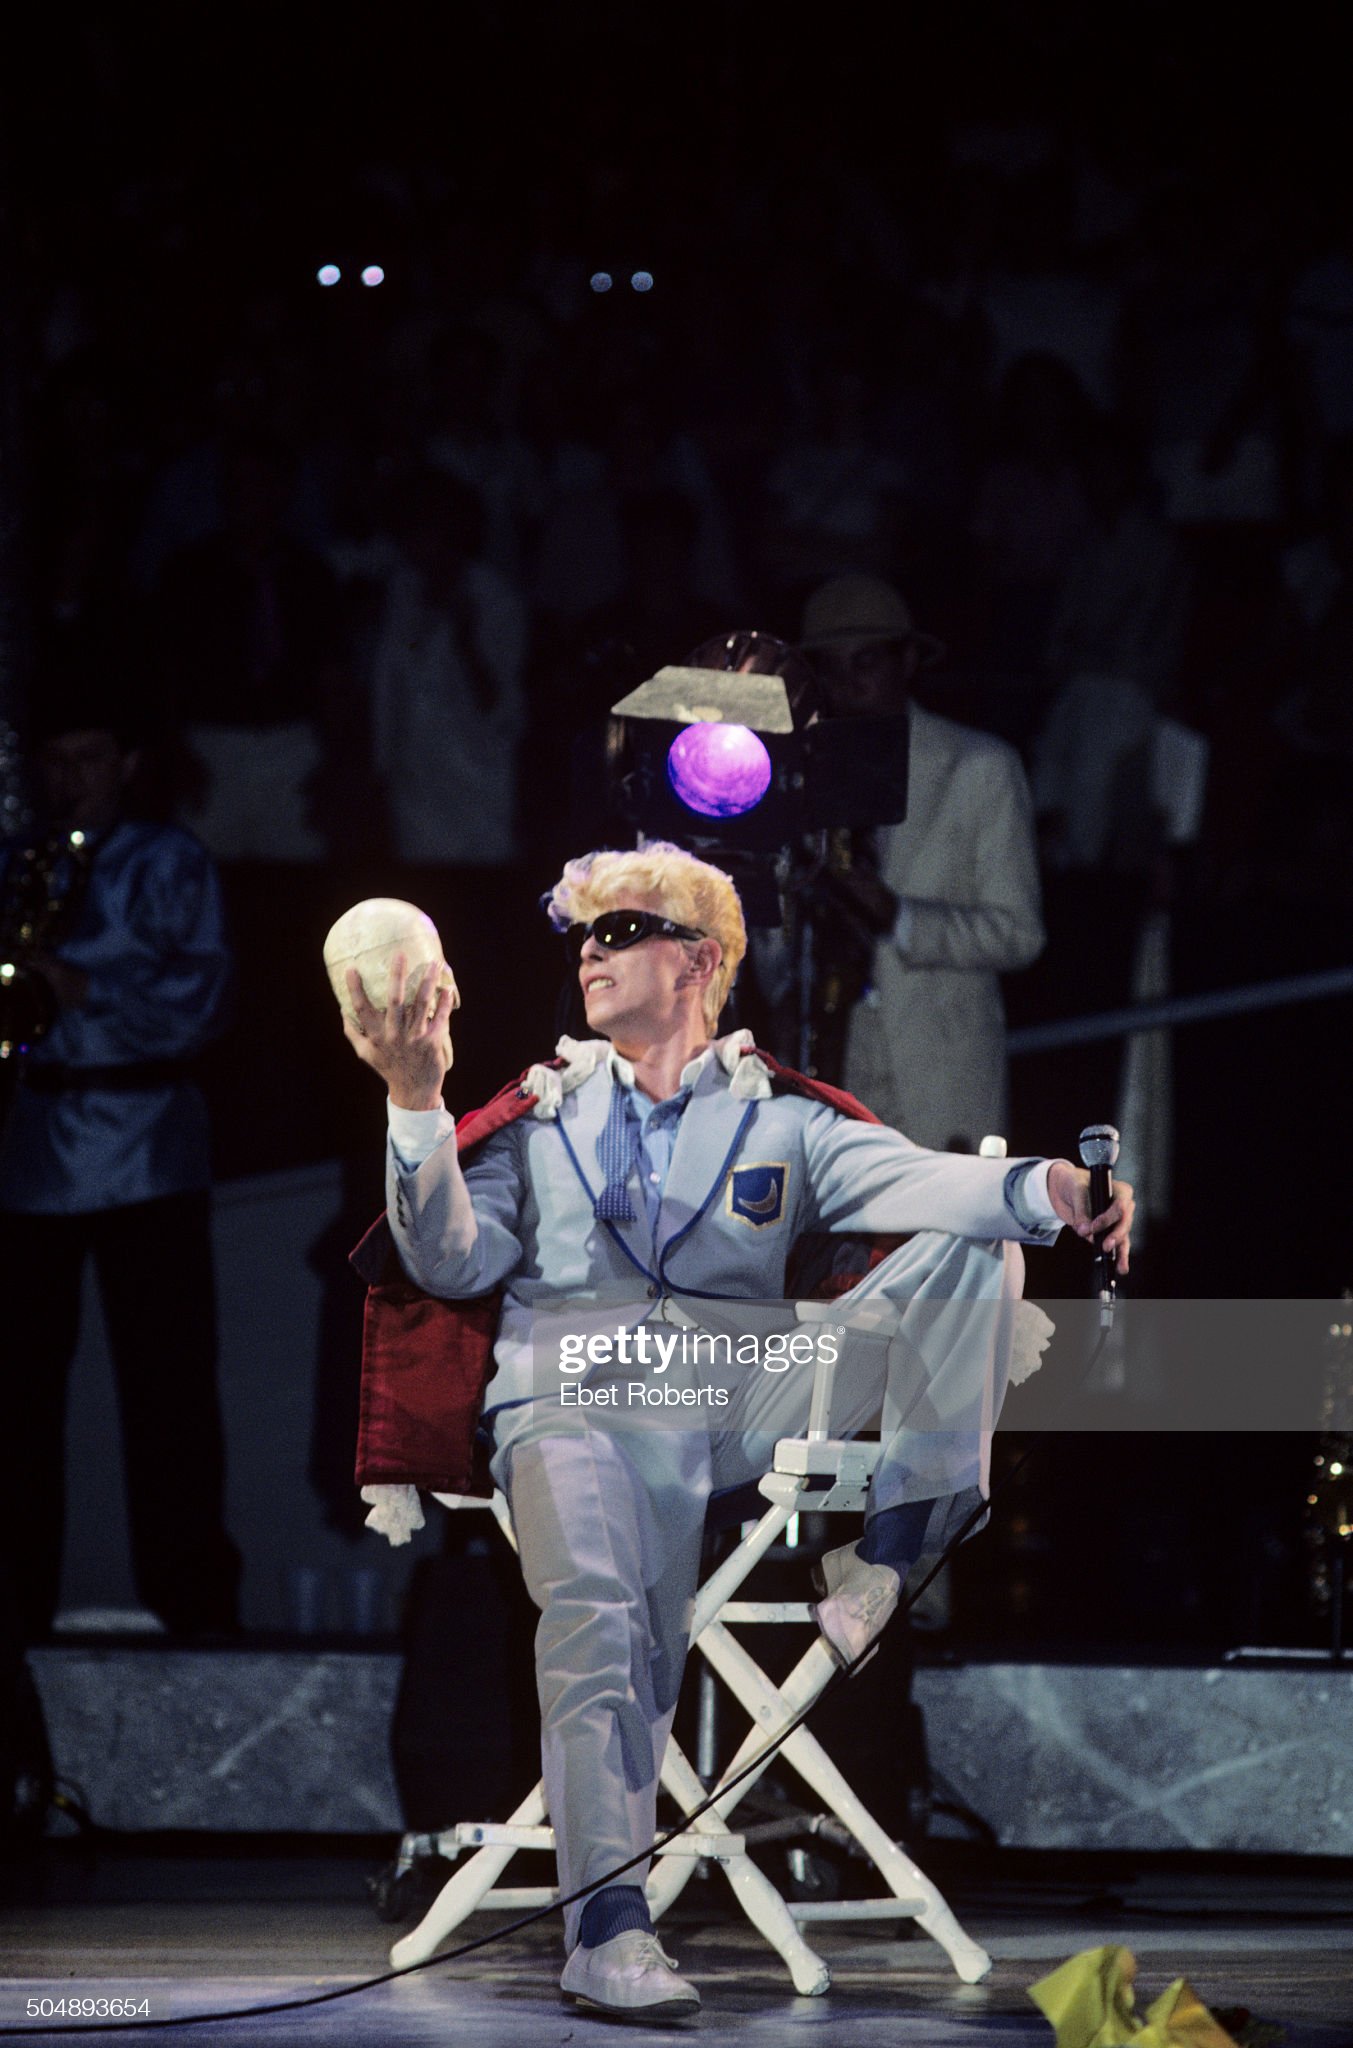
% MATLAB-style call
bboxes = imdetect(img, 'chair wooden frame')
[384,1363,992,1995]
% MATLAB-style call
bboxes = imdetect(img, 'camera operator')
[799,575,1045,1151]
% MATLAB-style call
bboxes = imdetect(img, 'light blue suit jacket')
[388,1053,1056,1414]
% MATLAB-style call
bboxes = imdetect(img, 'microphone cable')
[2,1323,1114,2036]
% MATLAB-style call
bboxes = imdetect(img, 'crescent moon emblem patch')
[726,1162,790,1229]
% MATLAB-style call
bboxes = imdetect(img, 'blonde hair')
[546,843,747,1033]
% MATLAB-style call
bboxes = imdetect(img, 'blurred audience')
[371,469,528,867]
[968,352,1096,698]
[153,437,343,861]
[5,88,1347,1245]
[423,324,543,583]
[4,24,1346,1654]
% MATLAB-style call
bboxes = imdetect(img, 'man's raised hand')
[342,952,454,1111]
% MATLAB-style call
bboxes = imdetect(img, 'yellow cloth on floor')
[1029,1945,1239,2048]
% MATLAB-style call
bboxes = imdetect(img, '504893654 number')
[26,1998,151,2018]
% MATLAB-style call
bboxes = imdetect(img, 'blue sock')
[858,1497,934,1572]
[578,1884,652,1949]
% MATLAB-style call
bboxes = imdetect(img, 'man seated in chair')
[342,842,1132,2019]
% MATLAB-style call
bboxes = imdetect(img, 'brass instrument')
[0,828,95,1059]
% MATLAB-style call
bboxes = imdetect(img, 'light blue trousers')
[492,1231,1023,1948]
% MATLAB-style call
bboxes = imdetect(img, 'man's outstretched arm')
[801,1107,1133,1272]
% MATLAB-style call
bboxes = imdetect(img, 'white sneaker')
[560,1928,701,2018]
[812,1540,900,1669]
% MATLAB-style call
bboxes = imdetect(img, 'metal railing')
[1007,963,1353,1056]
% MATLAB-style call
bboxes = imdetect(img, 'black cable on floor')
[0,1665,852,2037]
[0,1328,1109,2036]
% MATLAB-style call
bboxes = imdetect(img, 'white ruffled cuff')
[1009,1301,1056,1385]
[360,1483,426,1546]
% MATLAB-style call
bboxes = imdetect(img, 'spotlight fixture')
[317,264,342,287]
[666,722,773,819]
[606,636,909,853]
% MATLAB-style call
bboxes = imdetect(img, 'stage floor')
[1,1847,1350,2045]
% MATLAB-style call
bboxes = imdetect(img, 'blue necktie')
[595,1078,637,1222]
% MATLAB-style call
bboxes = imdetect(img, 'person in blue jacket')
[0,695,240,1639]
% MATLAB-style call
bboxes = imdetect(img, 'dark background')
[2,2,1351,1652]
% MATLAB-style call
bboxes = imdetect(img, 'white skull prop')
[323,899,460,1036]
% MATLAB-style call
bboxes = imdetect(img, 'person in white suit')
[342,843,1130,2018]
[800,575,1046,1151]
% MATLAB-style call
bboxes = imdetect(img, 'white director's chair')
[382,1336,993,1997]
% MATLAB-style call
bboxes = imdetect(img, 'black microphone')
[1078,1123,1120,1325]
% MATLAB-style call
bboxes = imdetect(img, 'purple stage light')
[666,722,772,818]
[317,264,341,287]
[361,265,385,287]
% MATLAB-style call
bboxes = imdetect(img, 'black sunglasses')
[565,909,704,957]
